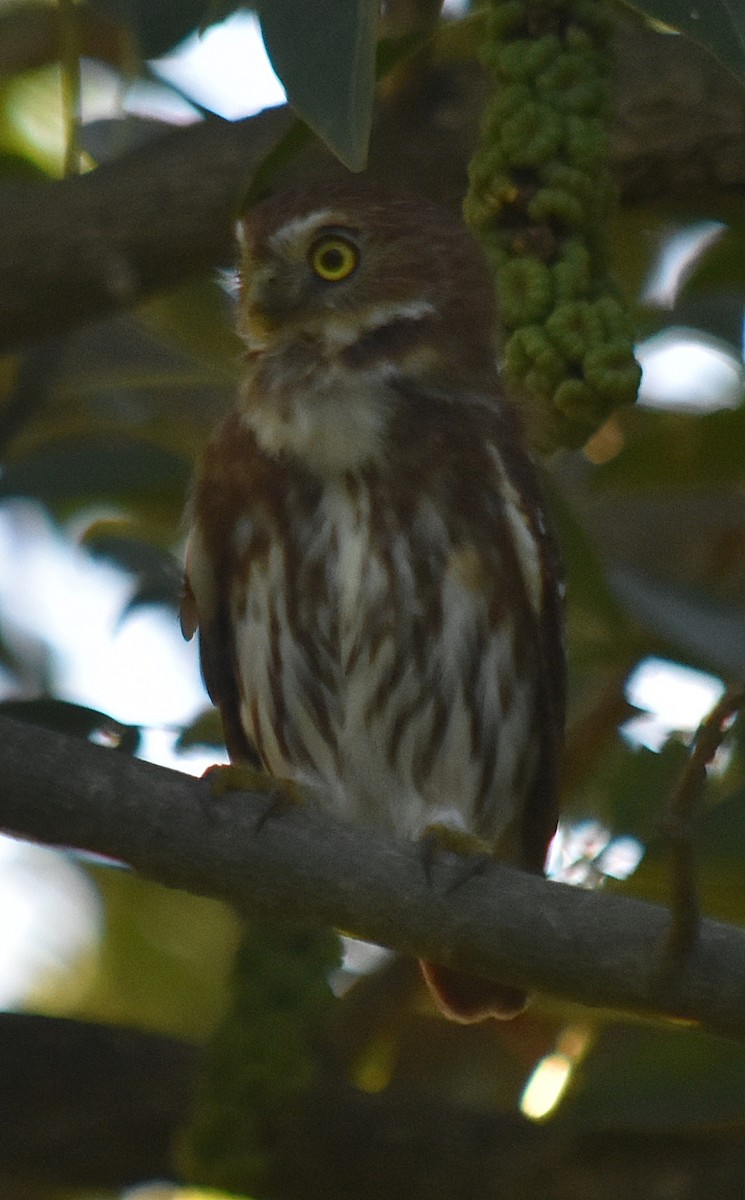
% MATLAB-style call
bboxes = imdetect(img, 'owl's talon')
[419,823,494,892]
[201,763,304,833]
[202,762,274,797]
[252,781,305,834]
[196,763,245,823]
[419,831,439,888]
[444,851,493,895]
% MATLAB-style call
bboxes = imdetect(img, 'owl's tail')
[420,960,528,1022]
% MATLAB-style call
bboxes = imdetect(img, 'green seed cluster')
[464,0,640,451]
[179,919,341,1192]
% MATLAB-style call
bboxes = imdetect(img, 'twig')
[59,0,83,177]
[661,682,745,976]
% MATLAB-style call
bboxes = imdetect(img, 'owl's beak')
[239,262,306,351]
[238,304,277,351]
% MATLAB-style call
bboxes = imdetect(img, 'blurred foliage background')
[1,0,745,1198]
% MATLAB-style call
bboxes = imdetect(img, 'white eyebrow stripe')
[269,210,338,250]
[319,299,438,349]
[361,298,437,329]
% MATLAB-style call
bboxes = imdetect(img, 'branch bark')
[0,105,294,352]
[1,714,744,1040]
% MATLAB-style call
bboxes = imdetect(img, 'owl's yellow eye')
[309,235,359,282]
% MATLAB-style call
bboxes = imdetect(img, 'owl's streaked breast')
[208,454,538,851]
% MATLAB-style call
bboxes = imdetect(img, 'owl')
[181,182,564,1022]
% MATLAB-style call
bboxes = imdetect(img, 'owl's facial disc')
[237,210,368,352]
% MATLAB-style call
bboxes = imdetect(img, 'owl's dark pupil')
[321,248,344,272]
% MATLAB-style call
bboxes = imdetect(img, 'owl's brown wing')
[180,543,262,768]
[495,415,565,873]
[391,376,565,874]
[522,534,564,872]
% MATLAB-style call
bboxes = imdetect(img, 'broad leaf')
[0,434,190,517]
[83,524,184,612]
[256,0,378,171]
[624,0,745,82]
[593,407,745,490]
[177,707,226,751]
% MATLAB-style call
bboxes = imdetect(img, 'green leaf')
[177,707,226,751]
[620,740,745,925]
[88,865,241,1040]
[0,434,190,517]
[547,482,629,642]
[624,0,745,83]
[243,117,313,208]
[256,0,378,171]
[136,279,243,379]
[83,525,183,613]
[569,735,687,846]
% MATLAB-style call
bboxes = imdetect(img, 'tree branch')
[0,106,294,352]
[0,714,744,1039]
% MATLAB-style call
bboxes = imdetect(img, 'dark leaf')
[83,525,183,612]
[623,0,745,83]
[256,0,378,171]
[243,117,313,208]
[90,0,211,57]
[594,407,745,490]
[569,734,688,846]
[0,434,190,516]
[549,481,629,643]
[609,567,745,677]
[177,706,225,750]
[0,1013,194,1186]
[620,739,745,925]
[0,698,141,753]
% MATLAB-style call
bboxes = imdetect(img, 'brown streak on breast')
[249,696,268,767]
[412,694,448,791]
[268,594,290,761]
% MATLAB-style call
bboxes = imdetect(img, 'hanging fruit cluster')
[464,0,641,451]
[179,918,340,1192]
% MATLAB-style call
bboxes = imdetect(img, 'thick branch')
[0,715,744,1039]
[0,106,294,352]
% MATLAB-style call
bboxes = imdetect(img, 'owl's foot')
[419,822,493,894]
[201,763,304,832]
[418,823,529,1022]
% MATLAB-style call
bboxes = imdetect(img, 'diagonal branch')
[0,106,294,352]
[0,714,745,1039]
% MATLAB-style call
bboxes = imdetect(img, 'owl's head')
[236,182,498,387]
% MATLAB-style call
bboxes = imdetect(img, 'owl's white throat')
[239,354,395,475]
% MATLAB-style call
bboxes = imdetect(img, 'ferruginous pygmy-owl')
[181,182,565,1023]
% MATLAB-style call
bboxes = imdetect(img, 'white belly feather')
[229,481,532,846]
